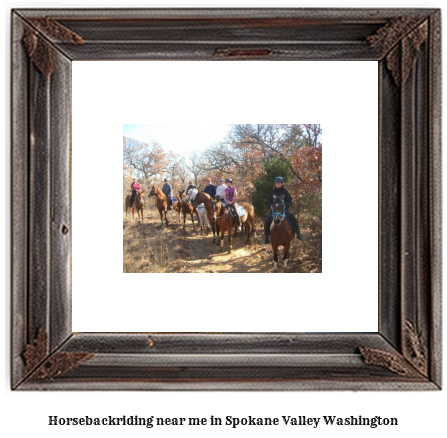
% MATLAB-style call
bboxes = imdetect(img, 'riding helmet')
[275,176,284,183]
[225,178,233,184]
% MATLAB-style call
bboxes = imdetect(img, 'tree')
[123,137,168,182]
[250,157,293,218]
[182,151,207,185]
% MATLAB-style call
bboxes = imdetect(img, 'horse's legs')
[194,212,199,230]
[219,228,225,251]
[283,242,290,268]
[272,243,279,271]
[191,212,195,230]
[165,210,169,226]
[250,216,257,239]
[228,227,233,251]
[159,209,163,225]
[211,222,219,243]
[243,221,250,241]
[216,223,221,246]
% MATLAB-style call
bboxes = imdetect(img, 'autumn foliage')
[124,124,322,231]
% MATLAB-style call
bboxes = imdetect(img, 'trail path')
[182,226,272,273]
[124,201,305,273]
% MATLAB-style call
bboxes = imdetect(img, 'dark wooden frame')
[11,8,441,390]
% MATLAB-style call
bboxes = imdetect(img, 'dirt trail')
[182,225,272,273]
[124,201,306,273]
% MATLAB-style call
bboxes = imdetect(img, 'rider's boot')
[288,211,303,240]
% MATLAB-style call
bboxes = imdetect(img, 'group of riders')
[130,176,303,244]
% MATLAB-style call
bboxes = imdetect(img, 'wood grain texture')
[11,7,441,391]
[49,50,72,350]
[11,12,29,389]
[378,59,401,350]
[428,10,442,388]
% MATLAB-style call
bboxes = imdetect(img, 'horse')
[172,197,182,223]
[186,188,209,235]
[148,185,170,226]
[125,190,145,221]
[178,189,197,230]
[270,195,294,271]
[211,196,257,252]
[191,191,220,243]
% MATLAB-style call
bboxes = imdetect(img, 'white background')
[72,60,378,332]
[2,1,445,438]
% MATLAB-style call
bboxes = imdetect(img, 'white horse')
[186,188,209,235]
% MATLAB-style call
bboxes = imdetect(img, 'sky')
[123,124,232,157]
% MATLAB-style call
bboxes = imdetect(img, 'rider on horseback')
[263,177,303,244]
[216,178,227,204]
[130,178,141,208]
[162,178,173,210]
[186,180,195,196]
[224,178,241,228]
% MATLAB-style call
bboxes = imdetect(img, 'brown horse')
[191,191,220,243]
[172,197,182,223]
[178,189,197,230]
[148,185,170,226]
[211,196,256,252]
[125,190,145,221]
[270,195,293,271]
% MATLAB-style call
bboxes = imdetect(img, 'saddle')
[227,204,246,218]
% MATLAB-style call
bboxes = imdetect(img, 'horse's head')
[210,198,222,223]
[191,191,204,208]
[136,190,144,207]
[178,189,185,202]
[271,195,286,225]
[148,185,157,198]
[185,188,198,203]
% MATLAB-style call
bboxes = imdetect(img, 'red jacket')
[131,182,141,191]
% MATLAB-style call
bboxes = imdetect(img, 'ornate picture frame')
[11,8,441,390]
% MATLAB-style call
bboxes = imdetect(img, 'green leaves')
[251,157,293,218]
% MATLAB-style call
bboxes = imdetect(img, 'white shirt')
[216,183,227,199]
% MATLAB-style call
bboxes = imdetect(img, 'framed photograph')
[11,8,441,390]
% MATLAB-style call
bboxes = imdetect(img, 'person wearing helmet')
[264,176,303,244]
[203,177,217,199]
[224,178,241,228]
[130,178,141,208]
[162,178,173,210]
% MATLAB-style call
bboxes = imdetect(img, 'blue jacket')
[162,183,172,197]
[204,184,217,198]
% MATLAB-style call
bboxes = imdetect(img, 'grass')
[123,200,322,273]
[123,205,187,273]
